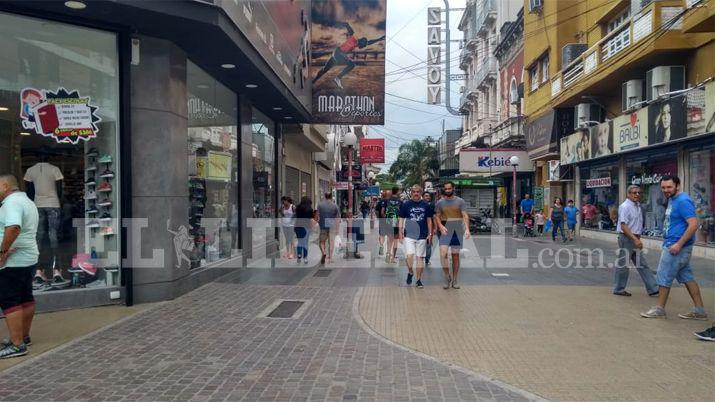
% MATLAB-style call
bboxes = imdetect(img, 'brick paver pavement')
[0,283,541,402]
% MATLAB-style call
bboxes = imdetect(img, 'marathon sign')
[459,149,534,173]
[585,177,612,188]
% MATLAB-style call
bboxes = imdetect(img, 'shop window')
[252,109,275,219]
[0,12,120,290]
[187,61,238,268]
[626,152,678,237]
[688,148,714,245]
[580,163,619,231]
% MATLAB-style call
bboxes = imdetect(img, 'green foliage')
[387,137,439,187]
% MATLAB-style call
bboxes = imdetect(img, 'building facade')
[523,0,715,258]
[0,0,314,311]
[438,129,461,177]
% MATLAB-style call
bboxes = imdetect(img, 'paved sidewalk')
[0,283,540,402]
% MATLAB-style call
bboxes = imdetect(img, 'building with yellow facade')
[523,0,715,256]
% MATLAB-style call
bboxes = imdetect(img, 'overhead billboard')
[359,138,385,163]
[311,0,386,124]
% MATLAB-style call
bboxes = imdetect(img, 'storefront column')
[238,95,254,262]
[575,166,581,235]
[678,146,688,190]
[618,156,626,202]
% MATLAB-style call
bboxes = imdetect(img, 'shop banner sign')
[311,0,386,124]
[359,138,385,163]
[207,151,232,181]
[338,163,362,181]
[335,181,349,190]
[20,88,100,144]
[363,185,380,196]
[614,107,649,152]
[586,177,612,188]
[590,121,613,158]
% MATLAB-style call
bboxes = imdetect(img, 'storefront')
[562,82,715,256]
[0,0,311,310]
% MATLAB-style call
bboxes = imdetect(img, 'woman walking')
[550,197,567,243]
[294,197,316,264]
[280,197,296,259]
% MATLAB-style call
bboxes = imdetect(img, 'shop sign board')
[525,108,574,158]
[614,107,649,152]
[338,163,363,181]
[359,138,385,163]
[427,6,442,105]
[310,0,386,124]
[459,149,534,173]
[20,87,100,144]
[631,172,669,185]
[335,181,349,190]
[586,177,612,188]
[207,151,232,181]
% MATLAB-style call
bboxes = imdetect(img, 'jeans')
[294,227,309,259]
[614,234,658,294]
[551,219,566,241]
[37,208,61,249]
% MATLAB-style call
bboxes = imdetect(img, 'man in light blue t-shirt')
[0,173,39,359]
[641,175,707,320]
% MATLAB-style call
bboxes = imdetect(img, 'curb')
[351,287,550,402]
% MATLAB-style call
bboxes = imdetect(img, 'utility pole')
[442,0,462,116]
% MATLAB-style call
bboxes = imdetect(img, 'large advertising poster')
[648,97,687,145]
[614,107,648,152]
[560,129,590,165]
[590,121,613,158]
[706,82,715,133]
[311,0,386,124]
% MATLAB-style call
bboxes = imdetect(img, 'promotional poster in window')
[311,0,386,124]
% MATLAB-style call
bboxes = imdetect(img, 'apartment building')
[523,0,715,256]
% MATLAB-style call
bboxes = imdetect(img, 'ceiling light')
[0,107,8,111]
[20,132,31,136]
[272,107,283,111]
[64,1,86,9]
[196,84,209,89]
[283,116,293,120]
[221,63,236,69]
[245,84,258,88]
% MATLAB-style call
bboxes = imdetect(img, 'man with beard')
[434,181,470,289]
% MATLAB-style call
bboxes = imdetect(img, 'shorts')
[378,219,391,237]
[0,265,36,313]
[319,228,332,242]
[438,223,464,248]
[403,238,427,257]
[656,245,695,287]
[567,222,576,230]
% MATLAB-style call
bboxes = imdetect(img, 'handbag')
[544,219,552,233]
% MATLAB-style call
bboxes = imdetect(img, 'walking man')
[613,185,659,297]
[383,187,402,264]
[564,199,579,241]
[520,193,534,216]
[0,173,39,359]
[398,185,433,288]
[317,192,339,265]
[641,175,707,319]
[435,181,470,289]
[422,192,435,265]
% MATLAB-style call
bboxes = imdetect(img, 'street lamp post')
[509,155,520,237]
[343,131,358,259]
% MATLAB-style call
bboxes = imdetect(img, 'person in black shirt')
[294,197,316,264]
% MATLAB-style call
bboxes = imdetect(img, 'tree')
[388,137,439,187]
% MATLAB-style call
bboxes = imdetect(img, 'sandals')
[613,291,632,297]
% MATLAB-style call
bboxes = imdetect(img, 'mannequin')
[24,147,67,287]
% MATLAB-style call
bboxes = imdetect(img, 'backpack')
[385,199,400,226]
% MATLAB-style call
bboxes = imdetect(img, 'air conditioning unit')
[562,44,588,68]
[574,103,604,128]
[621,79,645,112]
[529,0,543,14]
[646,65,685,101]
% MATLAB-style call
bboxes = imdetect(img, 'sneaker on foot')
[678,310,708,320]
[2,337,31,348]
[640,306,666,318]
[0,343,27,359]
[694,326,715,341]
[443,276,451,289]
[406,272,413,285]
[378,245,384,256]
[451,278,460,289]
[416,280,424,289]
[320,254,326,265]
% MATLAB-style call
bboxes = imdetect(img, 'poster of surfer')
[311,0,386,124]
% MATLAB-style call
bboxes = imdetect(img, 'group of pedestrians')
[279,193,341,265]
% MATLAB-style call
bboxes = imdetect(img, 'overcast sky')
[371,0,466,172]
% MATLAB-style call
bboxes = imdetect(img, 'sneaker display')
[86,165,97,171]
[86,205,98,214]
[97,182,112,192]
[84,190,97,200]
[443,276,451,289]
[678,311,708,321]
[32,276,47,291]
[0,343,27,359]
[406,272,413,285]
[86,219,100,228]
[99,169,114,179]
[694,326,715,341]
[77,261,97,276]
[640,306,666,318]
[99,212,112,222]
[50,275,70,290]
[416,280,424,289]
[85,178,96,186]
[86,148,98,157]
[100,227,115,236]
[98,199,113,207]
[98,155,112,164]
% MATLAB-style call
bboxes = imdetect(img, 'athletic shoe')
[640,306,666,318]
[694,326,715,341]
[86,219,100,228]
[86,148,98,157]
[86,165,97,172]
[85,178,95,186]
[99,212,112,222]
[77,261,97,276]
[333,77,343,89]
[378,245,384,256]
[84,190,97,200]
[0,343,27,359]
[0,337,30,348]
[98,155,112,164]
[97,182,112,192]
[99,169,114,179]
[304,258,308,265]
[443,276,451,289]
[320,254,326,265]
[86,205,98,214]
[100,227,115,236]
[32,275,46,290]
[406,272,413,285]
[678,311,708,321]
[416,280,424,289]
[98,199,112,207]
[451,278,460,289]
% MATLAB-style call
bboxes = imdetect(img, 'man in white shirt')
[613,185,659,297]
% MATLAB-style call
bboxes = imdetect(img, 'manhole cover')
[267,301,305,318]
[314,269,332,277]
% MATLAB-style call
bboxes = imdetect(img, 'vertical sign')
[427,7,442,104]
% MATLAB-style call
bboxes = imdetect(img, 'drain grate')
[313,269,332,277]
[267,301,305,318]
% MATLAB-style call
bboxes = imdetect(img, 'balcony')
[683,0,715,33]
[475,0,496,35]
[549,0,696,101]
[474,56,498,89]
[459,45,475,70]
